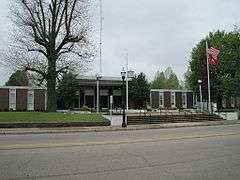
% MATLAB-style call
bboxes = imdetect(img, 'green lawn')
[0,112,106,123]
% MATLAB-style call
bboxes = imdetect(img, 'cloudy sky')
[0,0,240,85]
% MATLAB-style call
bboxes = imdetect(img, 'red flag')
[208,47,220,66]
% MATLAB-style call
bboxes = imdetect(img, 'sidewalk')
[0,120,239,135]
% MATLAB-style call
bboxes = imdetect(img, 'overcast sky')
[0,0,240,85]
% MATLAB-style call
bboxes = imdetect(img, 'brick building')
[150,89,195,109]
[221,96,240,109]
[0,86,46,111]
[0,76,125,112]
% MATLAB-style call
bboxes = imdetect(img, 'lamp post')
[126,69,134,110]
[198,79,203,111]
[76,91,80,109]
[121,68,127,128]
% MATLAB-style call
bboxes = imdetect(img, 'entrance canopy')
[77,76,128,111]
[78,76,123,86]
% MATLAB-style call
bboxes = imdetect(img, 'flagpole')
[206,40,212,113]
[126,53,129,111]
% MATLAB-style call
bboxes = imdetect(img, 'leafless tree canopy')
[2,0,95,111]
[5,0,94,84]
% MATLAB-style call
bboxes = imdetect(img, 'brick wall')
[16,89,28,111]
[0,89,9,111]
[175,92,182,109]
[164,92,171,108]
[151,91,159,109]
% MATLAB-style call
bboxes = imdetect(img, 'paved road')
[1,125,240,180]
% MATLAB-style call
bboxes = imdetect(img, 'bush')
[80,105,90,112]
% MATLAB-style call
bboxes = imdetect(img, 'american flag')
[208,46,220,66]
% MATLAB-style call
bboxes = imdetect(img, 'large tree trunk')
[47,76,57,112]
[47,58,57,112]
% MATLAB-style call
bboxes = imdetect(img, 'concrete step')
[127,114,224,125]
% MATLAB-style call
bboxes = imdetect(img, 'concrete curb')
[0,120,240,135]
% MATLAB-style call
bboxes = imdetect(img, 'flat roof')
[0,86,46,90]
[78,75,123,81]
[77,75,131,86]
[151,89,193,93]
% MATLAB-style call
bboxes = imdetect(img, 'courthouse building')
[0,77,206,112]
[77,76,124,110]
[0,76,125,111]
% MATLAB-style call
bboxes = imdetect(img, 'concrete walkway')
[103,115,123,126]
[0,120,239,135]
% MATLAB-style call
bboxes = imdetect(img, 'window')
[171,92,175,108]
[159,92,164,108]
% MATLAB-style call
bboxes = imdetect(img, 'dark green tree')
[186,30,240,109]
[151,71,166,89]
[57,72,79,110]
[166,73,179,89]
[151,67,180,89]
[184,67,191,89]
[129,72,150,109]
[5,70,29,86]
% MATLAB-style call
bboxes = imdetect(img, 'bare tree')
[4,0,94,112]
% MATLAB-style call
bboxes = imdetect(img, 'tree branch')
[27,48,47,57]
[57,66,70,74]
[21,0,46,45]
[25,67,46,78]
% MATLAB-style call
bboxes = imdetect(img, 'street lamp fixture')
[127,69,134,78]
[121,68,127,128]
[121,68,127,79]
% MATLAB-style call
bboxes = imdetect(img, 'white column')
[27,89,34,111]
[96,78,100,113]
[9,89,16,111]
